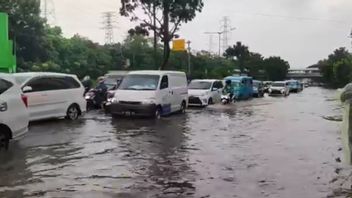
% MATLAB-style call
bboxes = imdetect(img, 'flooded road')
[0,87,345,198]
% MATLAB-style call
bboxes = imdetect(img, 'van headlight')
[111,98,119,104]
[141,98,156,105]
[281,89,285,93]
[268,89,272,93]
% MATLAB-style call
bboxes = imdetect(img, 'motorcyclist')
[222,79,235,100]
[82,75,92,94]
[94,77,108,107]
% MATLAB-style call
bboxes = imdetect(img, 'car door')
[213,81,223,102]
[159,75,173,115]
[24,77,59,121]
[44,76,71,117]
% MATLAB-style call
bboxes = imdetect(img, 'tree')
[0,0,47,70]
[224,42,250,73]
[333,58,352,88]
[262,56,290,81]
[244,52,264,79]
[120,0,204,70]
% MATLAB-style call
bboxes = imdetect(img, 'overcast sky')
[52,0,352,68]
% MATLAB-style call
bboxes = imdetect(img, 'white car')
[0,73,29,150]
[268,81,290,96]
[188,79,223,106]
[13,72,86,121]
[109,70,188,118]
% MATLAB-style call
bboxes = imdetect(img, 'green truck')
[0,12,16,73]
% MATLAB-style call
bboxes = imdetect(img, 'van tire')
[180,101,186,114]
[0,127,10,151]
[208,98,213,105]
[154,107,162,119]
[66,104,80,120]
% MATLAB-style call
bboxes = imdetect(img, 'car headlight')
[281,89,285,93]
[268,89,272,93]
[111,98,119,103]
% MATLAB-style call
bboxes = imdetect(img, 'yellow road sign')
[172,39,186,51]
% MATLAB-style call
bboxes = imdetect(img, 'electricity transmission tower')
[41,0,56,25]
[220,16,235,52]
[101,12,117,45]
[208,34,214,53]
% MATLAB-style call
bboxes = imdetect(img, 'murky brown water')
[0,87,345,198]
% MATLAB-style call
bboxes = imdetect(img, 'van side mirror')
[212,87,218,91]
[22,86,33,93]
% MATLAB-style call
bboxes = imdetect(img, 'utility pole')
[41,0,56,25]
[187,41,192,77]
[153,4,158,68]
[101,12,117,45]
[208,34,214,53]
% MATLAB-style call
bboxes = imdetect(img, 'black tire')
[180,102,187,114]
[154,107,162,119]
[66,104,80,120]
[0,131,9,151]
[208,98,213,105]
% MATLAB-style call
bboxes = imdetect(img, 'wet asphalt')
[0,87,345,198]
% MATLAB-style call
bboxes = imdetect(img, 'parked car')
[253,80,265,97]
[287,80,302,93]
[188,79,223,106]
[268,81,290,96]
[224,76,253,100]
[109,70,188,118]
[0,73,29,150]
[13,72,86,121]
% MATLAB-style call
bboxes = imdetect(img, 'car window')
[26,78,51,92]
[160,75,169,90]
[64,77,81,89]
[0,79,13,95]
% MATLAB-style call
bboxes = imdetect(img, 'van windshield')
[189,81,212,90]
[119,75,160,91]
[272,83,285,87]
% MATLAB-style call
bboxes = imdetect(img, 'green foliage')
[120,0,204,69]
[262,56,290,81]
[0,0,47,69]
[225,42,290,81]
[318,47,352,88]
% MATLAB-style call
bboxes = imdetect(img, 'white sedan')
[0,73,29,150]
[188,80,223,106]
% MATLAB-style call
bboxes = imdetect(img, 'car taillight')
[21,94,28,108]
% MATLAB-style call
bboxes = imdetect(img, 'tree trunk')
[160,0,170,70]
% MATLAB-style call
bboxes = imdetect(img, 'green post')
[0,12,16,73]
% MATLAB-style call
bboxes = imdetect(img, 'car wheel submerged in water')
[66,105,80,120]
[0,131,9,151]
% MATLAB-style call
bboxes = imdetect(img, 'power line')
[101,11,118,45]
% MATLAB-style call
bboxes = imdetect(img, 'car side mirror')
[22,86,33,93]
[212,87,218,91]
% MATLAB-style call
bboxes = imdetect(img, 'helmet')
[225,79,232,85]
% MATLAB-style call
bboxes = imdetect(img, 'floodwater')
[0,87,346,198]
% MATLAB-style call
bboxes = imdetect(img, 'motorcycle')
[85,88,107,110]
[221,94,235,105]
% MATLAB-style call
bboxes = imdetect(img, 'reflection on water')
[0,87,345,197]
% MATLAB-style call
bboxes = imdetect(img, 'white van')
[13,72,86,121]
[109,70,188,118]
